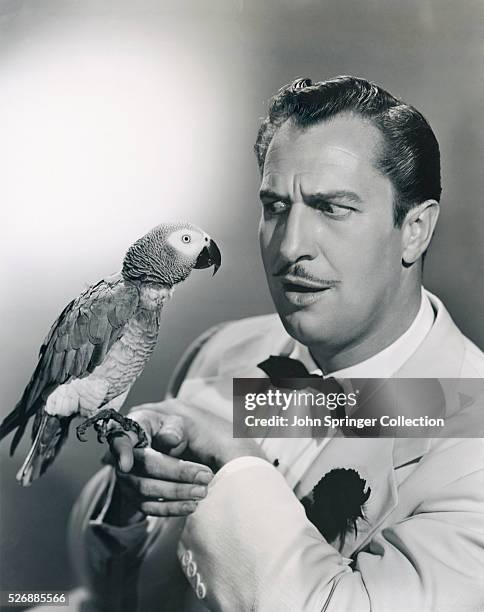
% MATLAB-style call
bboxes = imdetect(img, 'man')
[63,76,484,611]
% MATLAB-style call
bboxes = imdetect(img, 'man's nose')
[278,202,316,264]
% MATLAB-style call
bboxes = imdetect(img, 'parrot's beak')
[195,239,222,275]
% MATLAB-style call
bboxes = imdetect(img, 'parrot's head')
[122,222,222,287]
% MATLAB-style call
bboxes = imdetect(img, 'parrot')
[0,222,221,486]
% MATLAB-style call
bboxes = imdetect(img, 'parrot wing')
[0,276,140,455]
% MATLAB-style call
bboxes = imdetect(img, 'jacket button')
[187,560,197,578]
[181,550,192,567]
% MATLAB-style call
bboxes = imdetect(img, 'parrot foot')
[94,420,110,444]
[76,409,149,448]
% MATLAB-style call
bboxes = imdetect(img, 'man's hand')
[103,408,214,526]
[135,399,267,470]
[103,400,267,526]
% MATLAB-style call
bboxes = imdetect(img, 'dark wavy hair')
[254,76,441,227]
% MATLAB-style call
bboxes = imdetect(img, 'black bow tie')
[257,354,343,394]
[257,354,346,426]
[257,355,381,439]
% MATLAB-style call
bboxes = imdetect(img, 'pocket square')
[301,468,371,545]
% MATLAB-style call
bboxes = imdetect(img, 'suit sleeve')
[180,448,484,612]
[67,466,162,612]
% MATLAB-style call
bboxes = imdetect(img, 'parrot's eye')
[181,234,191,243]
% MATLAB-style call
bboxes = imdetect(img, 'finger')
[117,473,208,501]
[139,500,198,517]
[153,414,188,456]
[156,414,184,444]
[106,409,169,472]
[130,447,213,484]
[109,430,138,473]
[165,438,188,458]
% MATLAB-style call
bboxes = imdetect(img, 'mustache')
[273,263,339,285]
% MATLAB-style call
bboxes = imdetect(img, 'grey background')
[1,0,483,596]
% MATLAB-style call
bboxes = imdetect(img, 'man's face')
[259,114,408,363]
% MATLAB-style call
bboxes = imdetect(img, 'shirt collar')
[289,288,435,378]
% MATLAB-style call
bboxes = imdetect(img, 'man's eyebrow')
[259,188,285,201]
[259,189,363,204]
[307,190,363,204]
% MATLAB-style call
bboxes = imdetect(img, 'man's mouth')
[277,276,339,306]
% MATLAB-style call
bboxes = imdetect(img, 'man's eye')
[263,201,288,215]
[321,203,353,219]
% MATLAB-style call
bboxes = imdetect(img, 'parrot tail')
[16,411,72,487]
[0,393,34,454]
[0,381,47,456]
[0,405,23,443]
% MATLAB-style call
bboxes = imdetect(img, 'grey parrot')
[0,222,221,486]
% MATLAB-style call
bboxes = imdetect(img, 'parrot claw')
[76,409,149,448]
[76,426,89,443]
[132,423,148,448]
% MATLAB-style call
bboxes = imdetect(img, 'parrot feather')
[72,349,84,378]
[54,333,70,353]
[88,313,110,345]
[60,350,76,383]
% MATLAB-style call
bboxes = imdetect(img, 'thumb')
[153,414,188,457]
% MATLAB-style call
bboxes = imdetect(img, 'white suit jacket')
[65,291,484,612]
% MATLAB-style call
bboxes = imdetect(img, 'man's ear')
[401,200,440,265]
